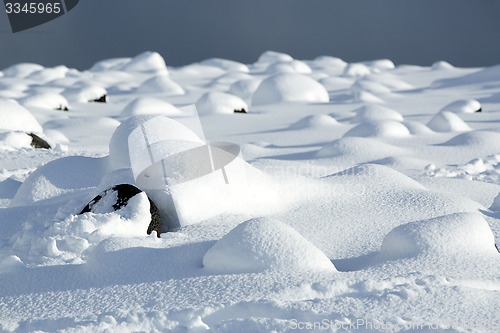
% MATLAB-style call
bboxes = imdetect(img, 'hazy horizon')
[1,0,500,70]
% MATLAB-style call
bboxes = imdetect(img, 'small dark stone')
[475,107,482,113]
[27,133,51,149]
[496,243,499,253]
[234,108,246,113]
[80,184,162,237]
[55,105,69,111]
[91,95,107,103]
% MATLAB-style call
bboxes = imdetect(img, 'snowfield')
[0,51,499,332]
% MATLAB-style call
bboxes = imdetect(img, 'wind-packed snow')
[0,50,500,332]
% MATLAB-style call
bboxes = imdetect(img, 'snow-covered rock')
[203,218,337,274]
[343,120,410,138]
[63,85,107,103]
[432,60,455,70]
[343,63,371,77]
[136,75,185,95]
[200,58,249,73]
[229,78,262,104]
[257,51,294,64]
[252,74,329,105]
[0,99,43,133]
[351,105,404,123]
[490,193,500,211]
[289,114,338,130]
[2,63,44,78]
[265,60,312,74]
[120,97,181,118]
[440,99,482,114]
[379,212,498,259]
[427,111,471,132]
[196,92,248,115]
[20,92,69,110]
[121,51,168,73]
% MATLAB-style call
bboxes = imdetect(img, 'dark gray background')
[1,0,499,71]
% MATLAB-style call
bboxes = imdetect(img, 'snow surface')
[0,50,500,332]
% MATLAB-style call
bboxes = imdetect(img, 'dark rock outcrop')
[80,184,162,237]
[28,133,51,149]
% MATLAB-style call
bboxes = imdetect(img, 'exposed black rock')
[80,184,162,237]
[496,243,499,253]
[91,95,107,103]
[55,105,69,111]
[234,108,246,113]
[27,133,51,149]
[475,107,482,113]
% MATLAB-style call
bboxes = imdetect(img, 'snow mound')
[402,121,434,135]
[490,193,500,211]
[439,130,500,147]
[342,63,371,77]
[63,85,107,103]
[257,51,293,64]
[20,92,69,110]
[26,65,69,83]
[252,74,329,105]
[316,137,407,159]
[2,63,44,78]
[379,212,498,259]
[203,217,337,274]
[229,78,262,103]
[136,75,185,95]
[289,114,338,130]
[0,131,33,150]
[196,92,248,115]
[319,77,353,91]
[200,58,249,72]
[427,111,471,132]
[0,99,43,133]
[108,115,203,171]
[266,60,312,74]
[120,97,181,118]
[440,99,482,114]
[10,156,108,207]
[364,59,396,72]
[121,51,168,73]
[89,57,130,72]
[351,80,391,100]
[343,120,410,138]
[311,56,347,69]
[432,60,455,70]
[360,73,414,91]
[351,104,404,123]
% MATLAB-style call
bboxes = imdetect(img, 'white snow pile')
[289,114,338,130]
[136,75,185,95]
[440,99,482,114]
[62,85,107,103]
[0,99,43,133]
[120,51,168,73]
[351,104,404,123]
[19,92,69,110]
[427,111,472,132]
[379,212,497,259]
[120,97,181,118]
[252,73,329,105]
[343,120,410,138]
[195,91,248,115]
[203,217,337,274]
[491,193,500,211]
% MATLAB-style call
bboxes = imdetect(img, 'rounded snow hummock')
[289,114,338,130]
[136,75,185,95]
[0,99,43,133]
[120,97,182,119]
[257,51,294,64]
[121,51,168,73]
[252,73,329,106]
[63,85,107,103]
[200,58,249,73]
[229,78,262,103]
[265,60,312,75]
[440,99,482,114]
[350,104,404,123]
[432,60,455,71]
[343,120,410,138]
[2,63,44,78]
[379,212,498,259]
[490,193,500,211]
[342,63,371,77]
[427,111,471,132]
[203,217,337,274]
[20,92,70,111]
[196,92,248,115]
[80,184,162,237]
